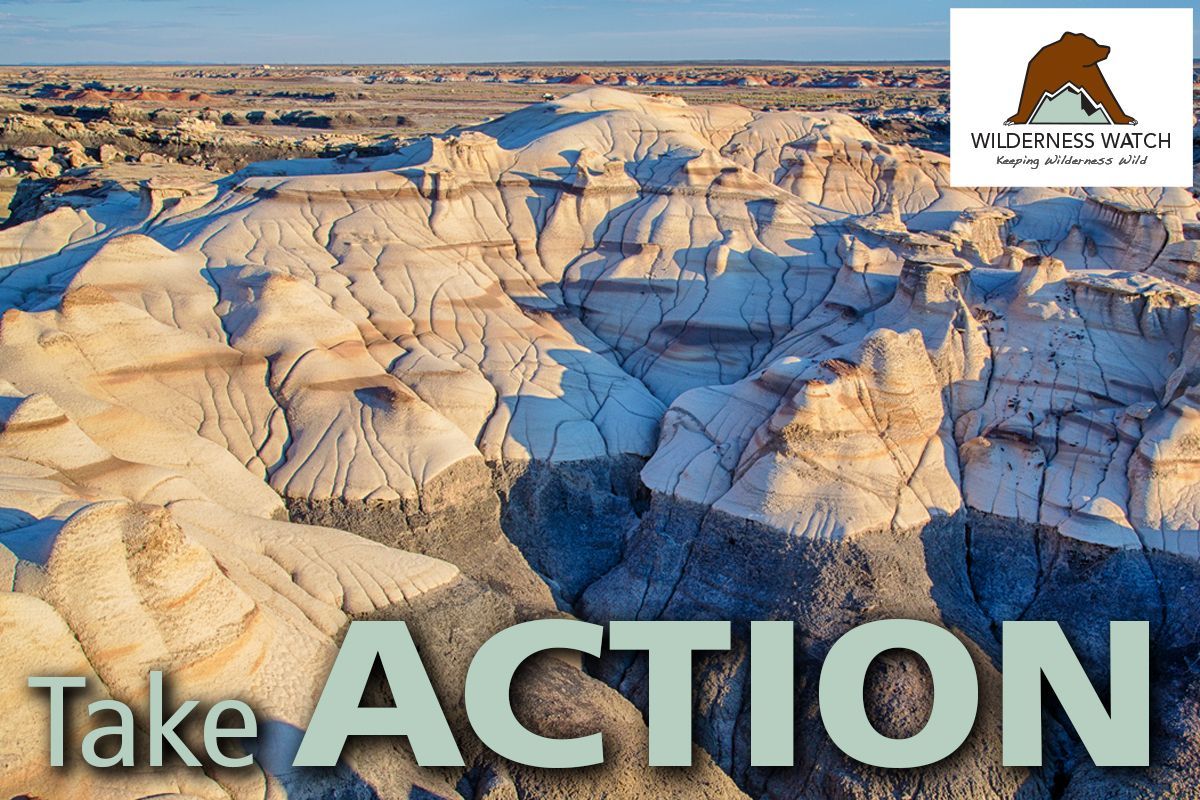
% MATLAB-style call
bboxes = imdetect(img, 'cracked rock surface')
[1,87,1199,798]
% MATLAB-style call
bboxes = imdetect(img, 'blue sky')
[0,0,1195,64]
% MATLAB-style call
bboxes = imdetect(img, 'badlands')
[1,84,1199,799]
[0,62,954,225]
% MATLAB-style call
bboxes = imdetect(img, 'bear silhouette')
[1006,31,1136,125]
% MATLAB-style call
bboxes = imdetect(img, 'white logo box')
[950,7,1193,187]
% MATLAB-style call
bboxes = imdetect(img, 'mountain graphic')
[1027,82,1114,124]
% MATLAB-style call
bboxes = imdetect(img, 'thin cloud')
[588,23,949,39]
[658,10,821,20]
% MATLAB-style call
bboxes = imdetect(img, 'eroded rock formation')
[1,87,1199,798]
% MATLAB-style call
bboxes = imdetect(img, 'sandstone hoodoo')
[1,87,1199,799]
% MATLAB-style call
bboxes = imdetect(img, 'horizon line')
[2,59,956,68]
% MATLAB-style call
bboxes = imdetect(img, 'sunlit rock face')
[1,87,1199,799]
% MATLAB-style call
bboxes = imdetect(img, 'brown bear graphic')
[1006,31,1136,125]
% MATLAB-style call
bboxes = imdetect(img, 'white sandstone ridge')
[0,381,461,798]
[0,89,1197,541]
[646,254,1200,556]
[0,85,1199,798]
[0,380,747,800]
[645,327,960,539]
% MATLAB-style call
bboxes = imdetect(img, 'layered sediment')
[1,87,1198,798]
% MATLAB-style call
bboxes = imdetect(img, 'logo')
[950,8,1192,188]
[1006,32,1135,126]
